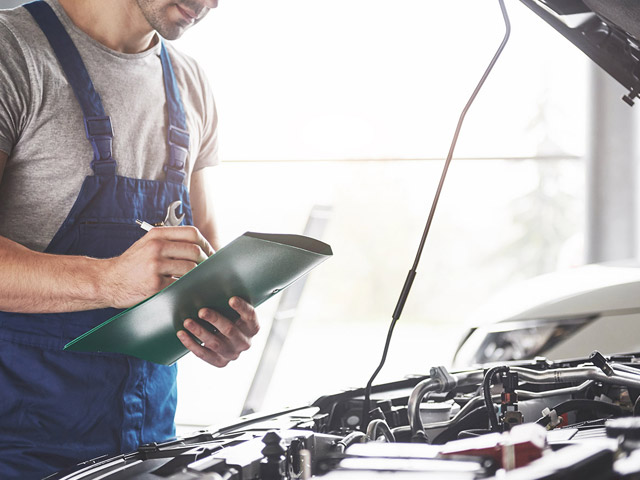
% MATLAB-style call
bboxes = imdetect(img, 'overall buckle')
[85,116,116,175]
[165,125,190,183]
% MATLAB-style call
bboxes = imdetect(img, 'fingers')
[106,225,215,309]
[196,298,259,342]
[229,297,260,337]
[137,225,213,284]
[177,316,243,368]
[177,298,260,368]
[156,259,199,277]
[187,310,251,355]
[176,328,230,368]
[144,226,212,264]
[147,226,215,258]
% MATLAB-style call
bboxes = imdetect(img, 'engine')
[49,351,640,479]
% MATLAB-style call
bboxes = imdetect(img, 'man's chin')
[157,23,190,40]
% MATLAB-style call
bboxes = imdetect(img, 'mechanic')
[0,0,260,477]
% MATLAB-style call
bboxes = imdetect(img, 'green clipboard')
[64,232,332,365]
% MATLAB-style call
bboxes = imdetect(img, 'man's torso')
[0,0,219,252]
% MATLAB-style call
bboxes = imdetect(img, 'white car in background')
[452,263,640,368]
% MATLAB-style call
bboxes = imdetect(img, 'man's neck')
[57,0,157,54]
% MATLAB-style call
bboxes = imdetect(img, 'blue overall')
[0,2,193,478]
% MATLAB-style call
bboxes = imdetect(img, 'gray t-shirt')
[0,0,219,252]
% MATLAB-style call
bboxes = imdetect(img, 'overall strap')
[160,42,189,184]
[23,0,116,176]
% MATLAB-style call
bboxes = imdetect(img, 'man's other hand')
[176,297,260,367]
[105,226,215,308]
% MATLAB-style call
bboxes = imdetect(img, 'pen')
[136,219,154,232]
[135,202,184,232]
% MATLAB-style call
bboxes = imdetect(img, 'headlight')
[452,317,596,368]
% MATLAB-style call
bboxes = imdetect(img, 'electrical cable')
[535,399,626,428]
[359,0,512,432]
[483,366,510,432]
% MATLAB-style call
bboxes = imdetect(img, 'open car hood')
[520,0,640,105]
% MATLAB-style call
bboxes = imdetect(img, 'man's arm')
[0,148,215,314]
[0,225,214,313]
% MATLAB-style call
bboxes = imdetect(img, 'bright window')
[174,0,588,431]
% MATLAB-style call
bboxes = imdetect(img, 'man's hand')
[104,226,215,308]
[176,297,260,367]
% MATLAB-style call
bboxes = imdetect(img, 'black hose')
[335,431,367,453]
[483,366,510,432]
[535,399,625,427]
[366,419,396,443]
[432,406,489,444]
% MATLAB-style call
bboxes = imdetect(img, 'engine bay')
[50,351,640,479]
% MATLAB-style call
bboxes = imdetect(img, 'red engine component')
[439,423,547,469]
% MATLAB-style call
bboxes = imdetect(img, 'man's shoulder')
[0,5,44,84]
[0,4,40,44]
[0,4,48,70]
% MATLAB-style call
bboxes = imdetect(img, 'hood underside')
[520,0,640,105]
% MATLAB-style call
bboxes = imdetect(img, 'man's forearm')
[0,225,215,314]
[0,236,108,313]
